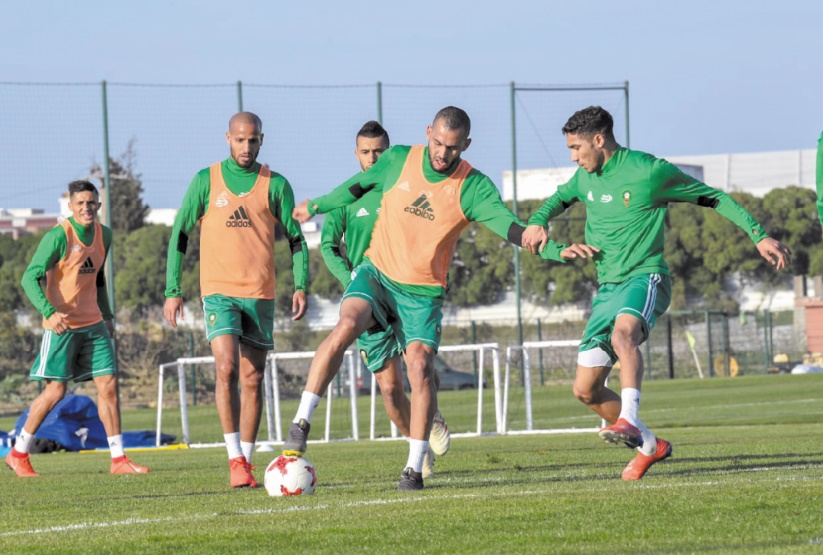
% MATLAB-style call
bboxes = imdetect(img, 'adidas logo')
[79,256,95,275]
[397,181,411,192]
[226,205,253,228]
[355,207,370,218]
[404,194,435,221]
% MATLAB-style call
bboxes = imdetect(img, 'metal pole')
[376,81,383,124]
[624,81,630,148]
[537,319,545,385]
[100,81,115,313]
[666,314,674,379]
[236,81,243,112]
[706,310,714,377]
[510,81,523,350]
[471,320,478,380]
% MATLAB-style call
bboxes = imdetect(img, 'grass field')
[1,374,822,554]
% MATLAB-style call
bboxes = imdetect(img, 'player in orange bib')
[7,180,148,477]
[164,112,308,488]
[285,107,578,490]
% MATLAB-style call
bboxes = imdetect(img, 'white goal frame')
[155,350,358,448]
[504,340,603,434]
[366,342,503,441]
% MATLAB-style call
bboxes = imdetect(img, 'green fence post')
[510,81,523,356]
[471,320,478,380]
[236,81,243,112]
[706,310,714,377]
[666,314,674,379]
[624,81,630,148]
[189,331,196,406]
[376,81,383,124]
[537,319,545,386]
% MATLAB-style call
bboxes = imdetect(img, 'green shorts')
[578,273,672,367]
[202,295,275,350]
[343,263,444,351]
[356,327,403,373]
[30,321,115,383]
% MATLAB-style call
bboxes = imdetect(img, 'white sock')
[224,432,243,460]
[107,435,125,459]
[14,428,35,454]
[241,441,255,464]
[618,387,641,425]
[634,420,658,456]
[294,391,322,424]
[405,439,429,473]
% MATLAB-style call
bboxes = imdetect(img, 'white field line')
[3,467,822,539]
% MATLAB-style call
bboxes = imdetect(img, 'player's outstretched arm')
[755,237,792,271]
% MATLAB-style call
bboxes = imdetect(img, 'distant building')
[0,206,62,239]
[502,148,816,201]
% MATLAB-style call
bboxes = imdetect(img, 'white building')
[502,148,817,201]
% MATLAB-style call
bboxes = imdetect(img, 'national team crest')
[623,191,631,207]
[208,313,217,325]
[360,349,368,365]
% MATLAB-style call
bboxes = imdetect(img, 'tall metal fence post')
[471,320,478,379]
[100,80,115,313]
[537,319,545,385]
[706,310,714,377]
[376,81,383,124]
[236,81,243,112]
[510,81,523,355]
[624,80,630,148]
[666,314,674,379]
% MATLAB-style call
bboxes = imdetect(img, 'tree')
[446,223,513,306]
[308,247,345,299]
[759,185,820,276]
[90,138,150,233]
[0,232,44,314]
[113,224,172,314]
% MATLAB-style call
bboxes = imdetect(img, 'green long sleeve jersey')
[320,191,381,288]
[309,145,565,296]
[816,131,823,226]
[528,147,769,284]
[165,158,308,298]
[21,217,114,320]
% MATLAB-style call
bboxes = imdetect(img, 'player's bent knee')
[573,384,599,406]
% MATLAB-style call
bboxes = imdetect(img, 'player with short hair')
[320,120,450,479]
[6,180,149,477]
[286,106,575,490]
[523,106,792,480]
[164,112,308,488]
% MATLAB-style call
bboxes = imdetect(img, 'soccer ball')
[264,455,317,496]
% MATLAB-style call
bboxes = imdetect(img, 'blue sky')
[1,0,821,210]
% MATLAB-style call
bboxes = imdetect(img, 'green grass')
[2,374,823,553]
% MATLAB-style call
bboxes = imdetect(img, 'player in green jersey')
[320,121,449,478]
[286,107,578,490]
[163,112,308,488]
[523,106,791,481]
[7,180,148,477]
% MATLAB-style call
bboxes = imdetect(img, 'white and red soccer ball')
[264,455,317,496]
